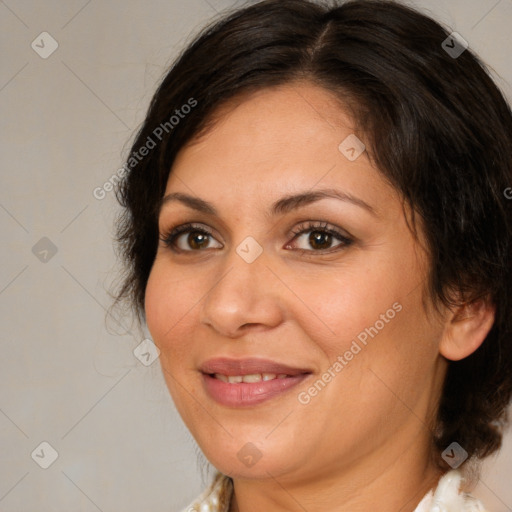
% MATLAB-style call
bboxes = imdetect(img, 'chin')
[201,438,302,480]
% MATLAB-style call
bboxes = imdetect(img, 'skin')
[144,82,495,512]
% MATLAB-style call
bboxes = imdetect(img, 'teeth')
[213,373,288,383]
[242,373,263,383]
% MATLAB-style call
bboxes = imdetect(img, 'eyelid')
[288,220,352,240]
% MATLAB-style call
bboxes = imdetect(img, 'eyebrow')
[159,188,377,217]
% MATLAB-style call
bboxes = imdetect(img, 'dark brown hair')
[114,0,512,469]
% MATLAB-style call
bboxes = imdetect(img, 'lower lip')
[202,373,310,407]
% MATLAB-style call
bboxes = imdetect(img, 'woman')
[113,0,512,510]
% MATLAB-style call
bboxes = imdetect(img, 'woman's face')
[145,82,449,482]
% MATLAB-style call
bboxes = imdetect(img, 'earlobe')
[439,298,496,361]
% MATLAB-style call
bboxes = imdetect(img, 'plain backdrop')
[1,0,511,511]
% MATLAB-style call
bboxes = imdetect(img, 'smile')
[212,373,289,383]
[202,372,311,407]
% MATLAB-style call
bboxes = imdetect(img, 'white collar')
[182,469,487,512]
[414,470,487,512]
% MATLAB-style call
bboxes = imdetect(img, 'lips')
[199,357,312,407]
[199,357,312,377]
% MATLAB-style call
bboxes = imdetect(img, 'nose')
[199,247,284,338]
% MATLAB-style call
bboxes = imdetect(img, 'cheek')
[141,252,215,420]
[330,287,442,416]
[144,265,170,344]
[284,260,400,359]
[144,263,203,416]
[289,250,438,394]
[144,262,197,361]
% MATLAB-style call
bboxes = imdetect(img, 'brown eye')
[160,224,222,251]
[308,231,333,250]
[185,231,210,250]
[288,222,353,253]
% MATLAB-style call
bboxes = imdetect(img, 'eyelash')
[159,221,353,255]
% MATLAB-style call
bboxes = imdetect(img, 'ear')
[439,297,496,361]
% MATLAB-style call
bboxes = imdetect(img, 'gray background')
[0,0,511,510]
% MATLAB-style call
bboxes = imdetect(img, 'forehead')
[165,83,396,217]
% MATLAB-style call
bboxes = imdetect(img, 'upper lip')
[200,357,313,376]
